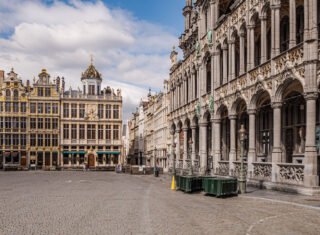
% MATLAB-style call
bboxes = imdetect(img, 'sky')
[0,0,185,120]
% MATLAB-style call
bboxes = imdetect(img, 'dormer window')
[45,88,51,97]
[38,87,44,96]
[89,85,95,95]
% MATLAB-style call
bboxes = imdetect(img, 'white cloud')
[0,0,177,120]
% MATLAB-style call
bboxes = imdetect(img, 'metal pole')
[238,124,246,194]
[154,147,157,176]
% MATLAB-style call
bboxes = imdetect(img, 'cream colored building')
[60,63,122,169]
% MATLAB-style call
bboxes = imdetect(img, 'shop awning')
[62,152,87,154]
[97,152,121,155]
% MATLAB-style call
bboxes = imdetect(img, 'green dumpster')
[178,176,202,193]
[203,177,238,197]
[175,175,180,189]
[154,170,159,177]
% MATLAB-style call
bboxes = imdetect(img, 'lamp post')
[188,139,193,176]
[238,124,247,194]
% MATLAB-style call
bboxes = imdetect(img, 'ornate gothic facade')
[169,0,320,194]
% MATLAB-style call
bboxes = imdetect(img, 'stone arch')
[230,97,247,116]
[249,10,259,26]
[183,117,191,129]
[249,89,271,110]
[202,110,211,123]
[215,103,228,119]
[191,115,198,127]
[260,2,270,18]
[176,120,183,131]
[274,78,304,103]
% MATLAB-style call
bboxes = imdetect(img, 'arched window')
[13,89,18,100]
[296,6,304,44]
[6,89,11,98]
[206,58,211,93]
[280,16,290,52]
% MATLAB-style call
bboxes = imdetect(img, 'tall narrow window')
[38,134,43,146]
[45,103,51,114]
[30,103,36,113]
[89,85,95,95]
[52,134,58,147]
[38,87,44,96]
[38,103,43,113]
[280,16,290,52]
[30,134,36,146]
[113,105,119,119]
[71,104,77,118]
[52,103,58,114]
[45,134,50,146]
[45,88,51,97]
[79,124,85,139]
[20,102,26,113]
[20,117,26,129]
[98,104,104,119]
[87,124,96,139]
[63,124,69,139]
[20,134,26,146]
[71,124,77,139]
[45,118,51,129]
[52,118,58,129]
[106,125,111,140]
[79,104,85,118]
[98,125,103,139]
[206,59,211,93]
[38,118,43,129]
[5,102,11,112]
[296,6,304,44]
[113,125,119,140]
[30,118,36,129]
[13,102,19,113]
[106,104,111,119]
[63,103,69,118]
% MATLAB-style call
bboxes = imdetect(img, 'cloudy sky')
[0,0,185,120]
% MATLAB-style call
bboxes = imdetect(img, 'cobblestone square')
[1,171,320,235]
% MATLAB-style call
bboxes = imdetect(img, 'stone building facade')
[60,63,122,169]
[128,86,170,172]
[0,62,122,170]
[169,0,320,194]
[29,69,60,169]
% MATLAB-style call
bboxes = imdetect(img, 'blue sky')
[0,0,186,120]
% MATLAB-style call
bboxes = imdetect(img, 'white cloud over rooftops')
[0,0,176,120]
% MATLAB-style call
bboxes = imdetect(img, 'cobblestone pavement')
[1,171,320,235]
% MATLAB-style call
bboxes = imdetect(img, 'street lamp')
[238,124,247,194]
[188,139,193,176]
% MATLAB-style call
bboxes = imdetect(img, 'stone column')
[229,115,237,175]
[247,25,254,70]
[247,109,256,178]
[250,25,255,68]
[271,4,281,57]
[199,121,208,175]
[289,0,296,48]
[214,118,221,173]
[271,102,282,182]
[211,117,215,171]
[183,127,188,169]
[214,51,221,87]
[260,16,267,63]
[228,41,233,81]
[222,44,228,84]
[230,41,235,80]
[191,125,196,167]
[176,128,181,168]
[170,130,175,170]
[304,93,319,187]
[239,32,245,74]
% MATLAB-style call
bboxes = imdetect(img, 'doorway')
[88,154,95,167]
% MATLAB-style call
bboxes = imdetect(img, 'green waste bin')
[178,176,203,193]
[154,170,159,177]
[203,177,238,197]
